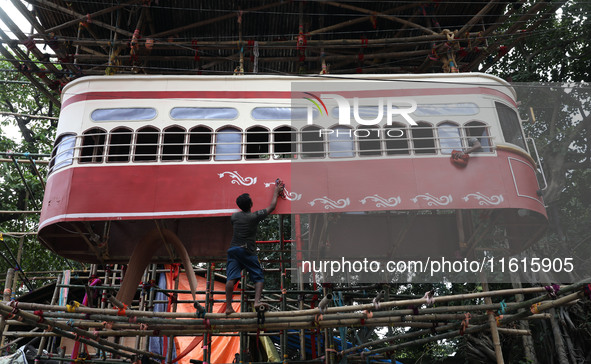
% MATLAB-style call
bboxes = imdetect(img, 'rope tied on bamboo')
[422,290,435,306]
[545,284,560,299]
[530,302,542,314]
[115,304,128,316]
[582,284,591,300]
[459,313,471,335]
[495,314,503,327]
[498,300,507,315]
[66,301,81,313]
[33,310,44,323]
[314,314,323,327]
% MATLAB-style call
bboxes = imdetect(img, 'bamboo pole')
[364,291,584,356]
[483,282,504,364]
[0,268,15,347]
[4,285,575,320]
[0,303,160,360]
[36,272,62,360]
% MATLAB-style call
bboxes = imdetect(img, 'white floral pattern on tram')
[462,192,504,206]
[217,171,257,186]
[360,195,402,208]
[411,193,453,206]
[308,197,350,209]
[263,182,302,201]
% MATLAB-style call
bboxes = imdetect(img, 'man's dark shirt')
[230,209,269,254]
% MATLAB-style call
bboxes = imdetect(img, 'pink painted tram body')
[39,74,547,263]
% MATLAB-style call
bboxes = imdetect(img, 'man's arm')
[265,182,284,215]
[464,138,482,154]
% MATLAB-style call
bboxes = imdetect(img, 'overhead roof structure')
[0,1,561,106]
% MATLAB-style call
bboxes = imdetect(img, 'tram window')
[162,126,186,161]
[495,102,526,149]
[252,107,315,120]
[329,126,354,158]
[91,108,156,122]
[107,127,132,162]
[465,121,492,152]
[215,127,242,161]
[80,128,106,163]
[188,126,212,160]
[357,126,381,157]
[385,124,410,155]
[414,103,479,116]
[331,105,386,123]
[170,107,238,120]
[50,134,76,173]
[301,125,324,159]
[134,126,160,162]
[273,126,296,159]
[411,122,436,154]
[246,126,269,159]
[437,122,463,154]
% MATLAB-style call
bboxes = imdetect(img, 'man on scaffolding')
[225,180,285,315]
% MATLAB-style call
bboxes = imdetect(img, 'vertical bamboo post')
[144,264,157,352]
[135,267,150,352]
[482,282,504,364]
[0,268,15,347]
[36,273,62,359]
[295,214,306,360]
[100,265,110,309]
[239,272,247,361]
[280,215,287,361]
[548,307,569,364]
[11,236,26,295]
[166,267,180,363]
[510,279,538,363]
[203,263,213,363]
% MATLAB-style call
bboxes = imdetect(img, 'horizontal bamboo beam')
[28,32,482,50]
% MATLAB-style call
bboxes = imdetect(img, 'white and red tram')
[38,74,547,263]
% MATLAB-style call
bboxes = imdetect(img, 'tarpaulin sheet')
[166,270,240,364]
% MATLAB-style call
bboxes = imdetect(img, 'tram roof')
[62,73,517,100]
[2,1,556,107]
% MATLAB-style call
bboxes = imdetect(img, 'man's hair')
[236,193,252,212]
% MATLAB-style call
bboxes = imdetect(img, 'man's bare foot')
[225,307,236,315]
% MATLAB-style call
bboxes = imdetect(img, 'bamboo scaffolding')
[2,261,585,362]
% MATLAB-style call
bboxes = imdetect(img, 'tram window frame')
[437,121,463,155]
[273,126,297,159]
[91,108,157,122]
[495,102,526,150]
[384,123,410,155]
[107,127,133,162]
[80,128,106,163]
[188,126,213,161]
[134,126,160,162]
[301,125,325,159]
[246,126,270,160]
[464,121,492,153]
[357,125,382,157]
[215,126,242,161]
[49,133,77,173]
[328,125,354,158]
[162,125,186,161]
[252,107,315,121]
[411,122,437,155]
[170,107,238,120]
